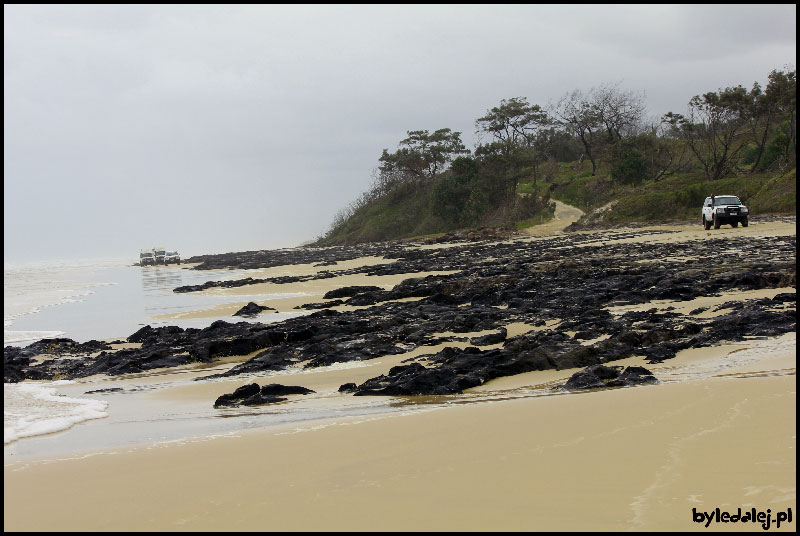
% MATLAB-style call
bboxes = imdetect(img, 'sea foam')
[4,381,109,445]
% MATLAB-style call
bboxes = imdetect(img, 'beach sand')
[4,218,796,531]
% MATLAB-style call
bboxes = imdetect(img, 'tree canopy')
[378,128,469,179]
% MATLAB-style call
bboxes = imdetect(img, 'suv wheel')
[713,216,721,229]
[703,216,711,230]
[742,217,749,227]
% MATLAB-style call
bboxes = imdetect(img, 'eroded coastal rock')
[233,302,276,317]
[560,364,658,390]
[213,383,315,407]
[4,219,796,401]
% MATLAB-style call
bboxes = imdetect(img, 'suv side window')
[704,198,711,207]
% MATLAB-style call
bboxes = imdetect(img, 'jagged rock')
[353,363,474,396]
[295,299,345,310]
[84,387,124,394]
[561,364,658,390]
[259,384,315,396]
[470,328,507,346]
[323,286,384,299]
[233,302,276,317]
[214,383,314,407]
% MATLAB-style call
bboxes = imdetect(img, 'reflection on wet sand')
[139,265,183,292]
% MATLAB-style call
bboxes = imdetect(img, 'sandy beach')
[4,218,796,532]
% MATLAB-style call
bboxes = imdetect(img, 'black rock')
[84,387,124,394]
[214,383,314,407]
[233,302,276,317]
[259,383,315,396]
[323,286,384,299]
[561,364,658,391]
[295,300,345,310]
[470,327,507,346]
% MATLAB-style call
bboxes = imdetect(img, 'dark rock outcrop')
[233,302,276,317]
[323,286,384,299]
[561,364,658,390]
[470,328,507,346]
[214,383,315,408]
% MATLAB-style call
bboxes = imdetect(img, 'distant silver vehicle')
[154,246,167,265]
[164,251,181,265]
[702,194,749,230]
[140,249,156,266]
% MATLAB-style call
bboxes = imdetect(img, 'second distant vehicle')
[154,246,167,265]
[702,195,749,230]
[164,251,181,265]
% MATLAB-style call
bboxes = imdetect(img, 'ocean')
[4,257,311,449]
[4,257,308,346]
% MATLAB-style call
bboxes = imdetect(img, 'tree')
[663,86,750,181]
[475,97,552,187]
[552,84,648,176]
[379,128,470,179]
[552,89,602,176]
[433,156,481,226]
[609,124,692,185]
[743,81,774,172]
[475,97,549,153]
[765,68,796,166]
[591,83,647,142]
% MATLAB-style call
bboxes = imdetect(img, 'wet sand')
[4,217,796,531]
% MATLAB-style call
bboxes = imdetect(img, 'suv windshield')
[714,196,741,206]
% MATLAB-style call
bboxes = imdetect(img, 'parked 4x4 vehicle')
[140,249,156,266]
[702,195,749,230]
[153,246,167,265]
[164,251,181,265]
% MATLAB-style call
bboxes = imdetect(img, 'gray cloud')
[4,5,796,262]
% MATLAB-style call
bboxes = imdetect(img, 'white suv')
[140,249,156,266]
[164,251,181,265]
[153,246,167,265]
[702,195,749,230]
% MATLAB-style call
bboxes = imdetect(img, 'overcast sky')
[4,4,796,263]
